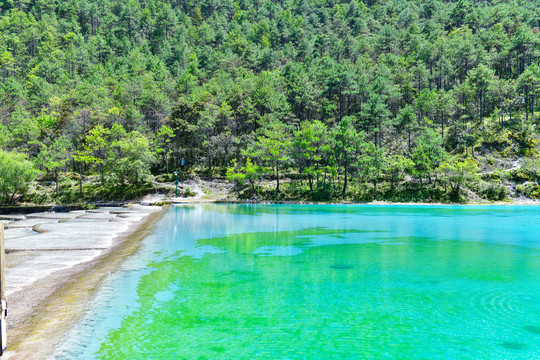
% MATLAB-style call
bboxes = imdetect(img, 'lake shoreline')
[1,199,538,358]
[3,205,168,360]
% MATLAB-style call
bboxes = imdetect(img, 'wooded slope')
[0,0,539,203]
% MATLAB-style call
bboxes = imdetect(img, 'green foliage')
[437,158,480,201]
[412,128,447,182]
[0,123,9,147]
[0,150,37,204]
[334,116,366,194]
[520,157,540,182]
[36,135,71,196]
[73,125,110,174]
[477,182,509,202]
[153,125,175,172]
[73,123,156,187]
[1,0,540,203]
[107,129,156,185]
[183,186,196,197]
[508,129,539,157]
[516,183,540,199]
[226,159,246,190]
[385,155,414,189]
[357,143,386,198]
[382,183,445,204]
[227,157,260,193]
[397,105,418,153]
[247,120,291,192]
[292,120,332,192]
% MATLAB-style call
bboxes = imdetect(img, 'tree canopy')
[0,0,539,203]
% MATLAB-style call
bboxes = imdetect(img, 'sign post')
[0,221,6,355]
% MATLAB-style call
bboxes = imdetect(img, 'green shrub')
[482,168,509,182]
[478,182,508,201]
[520,157,540,181]
[155,173,175,182]
[184,186,196,197]
[0,150,38,204]
[516,183,540,199]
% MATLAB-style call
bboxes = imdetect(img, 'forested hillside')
[0,0,540,203]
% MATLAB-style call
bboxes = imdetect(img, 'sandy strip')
[2,205,168,360]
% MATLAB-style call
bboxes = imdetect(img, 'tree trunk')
[79,167,83,198]
[342,164,348,194]
[525,89,529,122]
[276,162,280,192]
[99,164,104,186]
[208,146,212,174]
[55,170,59,197]
[441,115,445,139]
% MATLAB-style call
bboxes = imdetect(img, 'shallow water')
[53,204,540,359]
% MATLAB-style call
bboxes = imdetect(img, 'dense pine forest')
[0,0,540,204]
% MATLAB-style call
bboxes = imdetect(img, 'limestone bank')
[0,204,164,359]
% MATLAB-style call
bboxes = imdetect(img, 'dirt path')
[147,177,233,203]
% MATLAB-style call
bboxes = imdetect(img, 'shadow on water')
[499,342,527,350]
[329,264,355,270]
[523,325,540,334]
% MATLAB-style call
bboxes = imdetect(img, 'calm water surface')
[53,204,540,359]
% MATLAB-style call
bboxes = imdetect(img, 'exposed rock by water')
[3,205,161,296]
[0,204,164,359]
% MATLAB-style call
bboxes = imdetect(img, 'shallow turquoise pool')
[54,204,540,359]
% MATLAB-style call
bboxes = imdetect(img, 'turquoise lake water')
[53,204,540,359]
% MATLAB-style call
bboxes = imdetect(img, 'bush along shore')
[0,0,540,206]
[4,155,540,206]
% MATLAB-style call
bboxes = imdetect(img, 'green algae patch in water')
[196,227,380,255]
[53,204,540,360]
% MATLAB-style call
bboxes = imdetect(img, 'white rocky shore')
[2,205,161,297]
[0,204,163,359]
